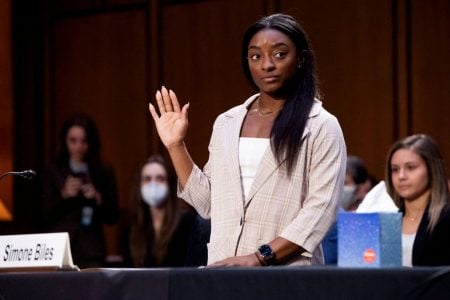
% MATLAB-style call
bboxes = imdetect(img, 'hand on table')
[207,253,262,268]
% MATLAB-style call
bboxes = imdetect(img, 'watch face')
[259,244,274,259]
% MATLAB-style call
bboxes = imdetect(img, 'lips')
[261,76,279,83]
[397,185,410,191]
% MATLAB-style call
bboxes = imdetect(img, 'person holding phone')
[43,114,119,268]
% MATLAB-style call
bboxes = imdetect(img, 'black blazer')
[43,163,119,268]
[413,205,450,266]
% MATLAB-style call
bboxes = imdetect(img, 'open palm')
[148,86,189,148]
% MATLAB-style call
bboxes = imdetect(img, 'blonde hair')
[385,134,449,232]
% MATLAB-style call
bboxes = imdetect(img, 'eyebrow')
[391,161,420,167]
[248,42,290,50]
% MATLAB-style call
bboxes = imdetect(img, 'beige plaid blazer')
[179,94,346,265]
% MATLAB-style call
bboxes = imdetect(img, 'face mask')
[340,185,357,210]
[141,182,169,207]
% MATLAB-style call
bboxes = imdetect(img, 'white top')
[238,137,270,198]
[356,181,399,213]
[69,160,89,174]
[402,233,416,267]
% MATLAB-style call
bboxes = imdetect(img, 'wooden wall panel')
[280,0,395,179]
[160,0,267,167]
[410,0,450,172]
[52,10,149,213]
[50,0,146,14]
[9,0,449,243]
[0,0,13,219]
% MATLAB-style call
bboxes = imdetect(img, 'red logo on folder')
[363,249,376,264]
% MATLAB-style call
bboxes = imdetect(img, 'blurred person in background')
[323,155,375,264]
[340,155,376,211]
[43,114,119,268]
[386,134,450,266]
[121,154,208,267]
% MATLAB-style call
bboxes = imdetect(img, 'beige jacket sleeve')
[179,95,346,265]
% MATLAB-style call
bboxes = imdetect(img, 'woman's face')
[141,162,168,186]
[66,125,88,162]
[140,162,170,207]
[390,148,430,201]
[247,28,299,95]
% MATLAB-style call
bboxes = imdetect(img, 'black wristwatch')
[257,244,276,266]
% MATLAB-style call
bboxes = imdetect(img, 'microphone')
[0,170,37,181]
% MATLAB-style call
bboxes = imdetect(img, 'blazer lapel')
[223,103,250,208]
[412,207,429,264]
[234,97,321,207]
[243,101,319,207]
[244,145,281,206]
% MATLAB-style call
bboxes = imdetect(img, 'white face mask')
[340,185,357,210]
[141,182,169,207]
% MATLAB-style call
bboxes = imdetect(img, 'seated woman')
[122,154,208,267]
[385,134,450,266]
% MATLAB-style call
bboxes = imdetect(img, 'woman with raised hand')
[149,14,346,266]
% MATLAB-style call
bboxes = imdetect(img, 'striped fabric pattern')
[179,94,347,265]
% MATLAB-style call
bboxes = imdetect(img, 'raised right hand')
[148,86,190,149]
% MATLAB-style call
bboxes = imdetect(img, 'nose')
[75,141,85,150]
[261,55,275,71]
[397,168,407,180]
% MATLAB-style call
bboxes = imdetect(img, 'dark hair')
[242,13,318,175]
[385,134,449,232]
[57,114,101,168]
[346,155,369,185]
[129,154,181,266]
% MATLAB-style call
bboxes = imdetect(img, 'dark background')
[1,0,449,256]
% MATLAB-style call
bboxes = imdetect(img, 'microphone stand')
[0,170,37,181]
[0,170,36,222]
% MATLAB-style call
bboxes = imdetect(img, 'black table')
[0,266,449,300]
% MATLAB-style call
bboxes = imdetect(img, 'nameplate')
[0,232,78,271]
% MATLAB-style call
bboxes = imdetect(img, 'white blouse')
[402,233,416,267]
[238,137,270,198]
